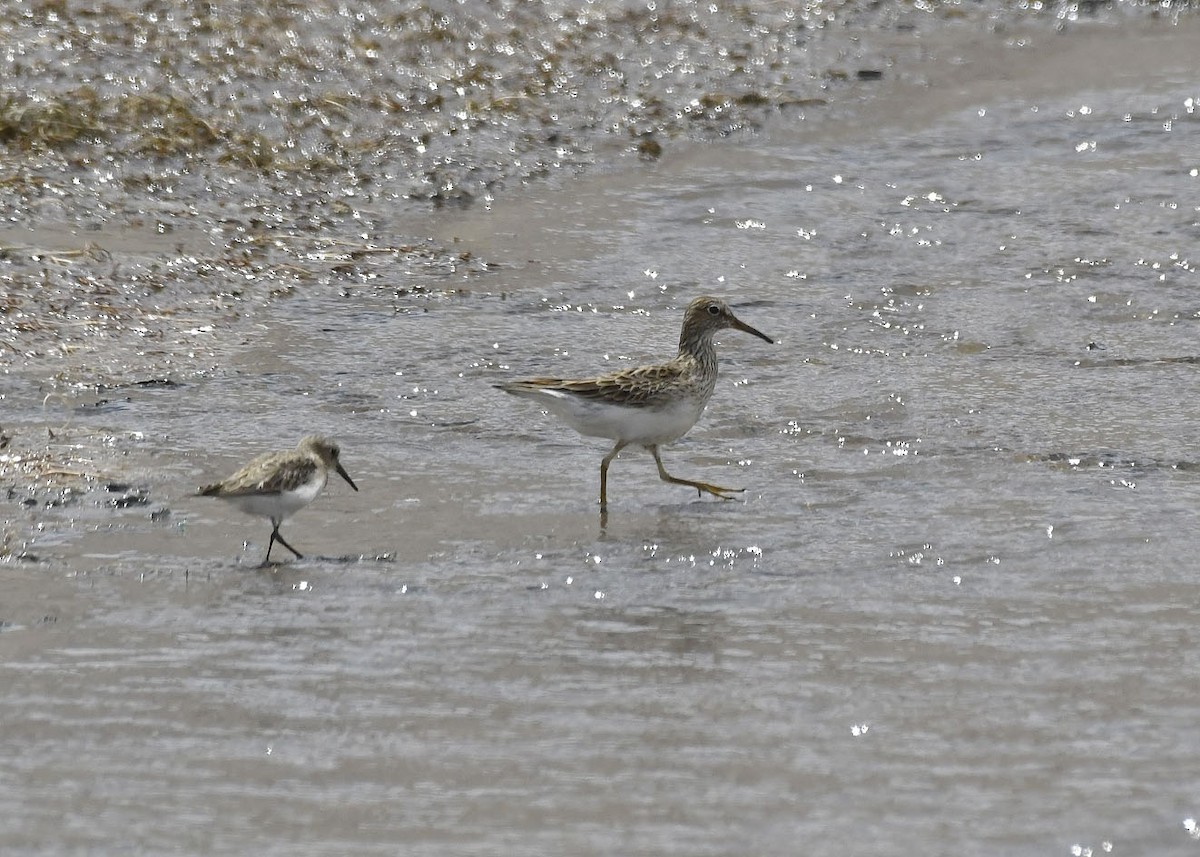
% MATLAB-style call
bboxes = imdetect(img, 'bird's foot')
[691,481,745,501]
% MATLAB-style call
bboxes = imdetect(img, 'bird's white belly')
[547,395,706,445]
[228,477,325,521]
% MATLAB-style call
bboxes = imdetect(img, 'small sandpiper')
[198,434,359,565]
[498,296,773,509]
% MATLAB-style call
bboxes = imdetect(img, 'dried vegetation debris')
[4,0,1195,208]
[0,422,155,556]
[2,0,1153,209]
[0,247,246,384]
[0,227,476,385]
[2,0,1192,219]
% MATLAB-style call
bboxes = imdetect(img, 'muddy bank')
[0,0,1194,557]
[2,6,1200,851]
[2,0,1188,389]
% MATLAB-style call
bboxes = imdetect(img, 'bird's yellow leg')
[650,446,744,501]
[599,441,629,508]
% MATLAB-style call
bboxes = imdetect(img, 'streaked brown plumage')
[498,296,773,509]
[198,435,358,565]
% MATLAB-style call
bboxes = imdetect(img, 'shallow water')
[4,14,1200,857]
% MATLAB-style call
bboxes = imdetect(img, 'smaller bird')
[498,296,773,509]
[198,435,358,565]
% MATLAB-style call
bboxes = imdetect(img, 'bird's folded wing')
[212,455,319,496]
[539,363,683,406]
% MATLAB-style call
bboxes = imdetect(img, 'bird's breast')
[551,393,707,444]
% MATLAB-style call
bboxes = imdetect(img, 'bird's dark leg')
[599,440,629,509]
[262,518,303,566]
[649,445,744,501]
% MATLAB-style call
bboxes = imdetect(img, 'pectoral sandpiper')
[198,434,359,565]
[498,296,773,509]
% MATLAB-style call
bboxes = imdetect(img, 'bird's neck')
[677,331,719,377]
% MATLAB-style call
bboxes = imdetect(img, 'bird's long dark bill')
[336,462,360,491]
[731,316,774,344]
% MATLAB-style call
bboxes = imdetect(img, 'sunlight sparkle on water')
[664,554,697,568]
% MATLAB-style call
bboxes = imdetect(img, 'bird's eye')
[707,304,721,315]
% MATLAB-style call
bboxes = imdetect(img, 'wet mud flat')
[0,0,880,549]
[1,3,1200,854]
[1,0,1190,553]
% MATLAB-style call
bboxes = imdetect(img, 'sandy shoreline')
[3,7,1200,850]
[1,1,1194,559]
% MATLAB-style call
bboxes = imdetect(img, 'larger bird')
[498,296,773,509]
[198,435,358,565]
